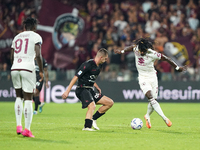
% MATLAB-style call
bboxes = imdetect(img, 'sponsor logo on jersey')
[78,70,82,75]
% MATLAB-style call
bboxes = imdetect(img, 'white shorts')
[138,74,158,99]
[11,70,36,93]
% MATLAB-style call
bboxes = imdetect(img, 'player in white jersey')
[115,38,187,128]
[10,17,43,137]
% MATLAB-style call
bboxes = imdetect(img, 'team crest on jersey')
[52,9,84,50]
[18,58,22,63]
[138,57,145,66]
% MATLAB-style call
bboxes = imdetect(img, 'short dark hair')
[23,17,37,30]
[97,48,108,57]
[135,38,153,53]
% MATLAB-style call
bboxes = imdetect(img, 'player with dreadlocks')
[115,38,187,128]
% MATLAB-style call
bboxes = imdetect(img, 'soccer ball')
[131,118,143,130]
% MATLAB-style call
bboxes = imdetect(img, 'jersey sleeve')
[34,33,43,45]
[75,62,91,78]
[148,49,162,60]
[133,45,137,51]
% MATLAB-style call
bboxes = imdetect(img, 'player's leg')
[146,102,154,118]
[151,78,172,127]
[94,96,114,118]
[144,102,153,128]
[23,93,35,137]
[33,79,44,114]
[11,71,23,134]
[21,71,36,137]
[83,101,96,131]
[95,96,114,113]
[139,78,154,128]
[33,89,40,114]
[76,88,96,131]
[15,89,24,134]
[92,94,114,130]
[146,91,172,127]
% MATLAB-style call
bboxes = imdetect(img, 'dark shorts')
[35,75,44,92]
[75,87,103,109]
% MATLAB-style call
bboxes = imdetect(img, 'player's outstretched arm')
[161,54,187,72]
[62,76,78,99]
[114,45,135,54]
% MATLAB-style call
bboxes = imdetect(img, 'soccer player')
[10,17,43,137]
[115,38,187,128]
[33,57,49,115]
[62,48,114,131]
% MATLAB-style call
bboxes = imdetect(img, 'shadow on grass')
[1,133,71,144]
[30,138,72,144]
[156,129,186,134]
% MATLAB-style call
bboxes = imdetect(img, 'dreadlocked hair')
[23,17,37,30]
[134,38,154,53]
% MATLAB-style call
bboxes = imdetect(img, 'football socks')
[14,97,23,126]
[146,102,154,118]
[93,111,105,120]
[24,100,33,130]
[84,119,93,128]
[150,98,167,120]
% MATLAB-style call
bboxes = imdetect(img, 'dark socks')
[84,119,93,128]
[34,96,41,111]
[93,111,105,120]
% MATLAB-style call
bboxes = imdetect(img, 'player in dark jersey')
[33,57,49,114]
[62,48,114,131]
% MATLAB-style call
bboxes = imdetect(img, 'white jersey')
[133,46,161,77]
[11,31,42,71]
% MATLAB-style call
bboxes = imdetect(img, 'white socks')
[14,97,23,126]
[24,100,33,130]
[146,102,154,118]
[149,98,167,120]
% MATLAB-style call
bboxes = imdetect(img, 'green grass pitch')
[0,102,200,150]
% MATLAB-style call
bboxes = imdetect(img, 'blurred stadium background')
[0,0,200,103]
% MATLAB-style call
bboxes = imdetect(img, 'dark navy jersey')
[35,58,47,77]
[75,59,102,87]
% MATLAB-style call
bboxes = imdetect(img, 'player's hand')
[96,87,101,95]
[62,91,69,99]
[39,72,44,82]
[114,49,122,54]
[178,65,187,72]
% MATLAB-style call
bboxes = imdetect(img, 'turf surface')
[0,102,200,150]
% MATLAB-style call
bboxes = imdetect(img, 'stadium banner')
[0,80,199,103]
[37,0,88,69]
[0,20,13,52]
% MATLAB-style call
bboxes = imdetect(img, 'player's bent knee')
[108,99,114,108]
[88,102,96,110]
